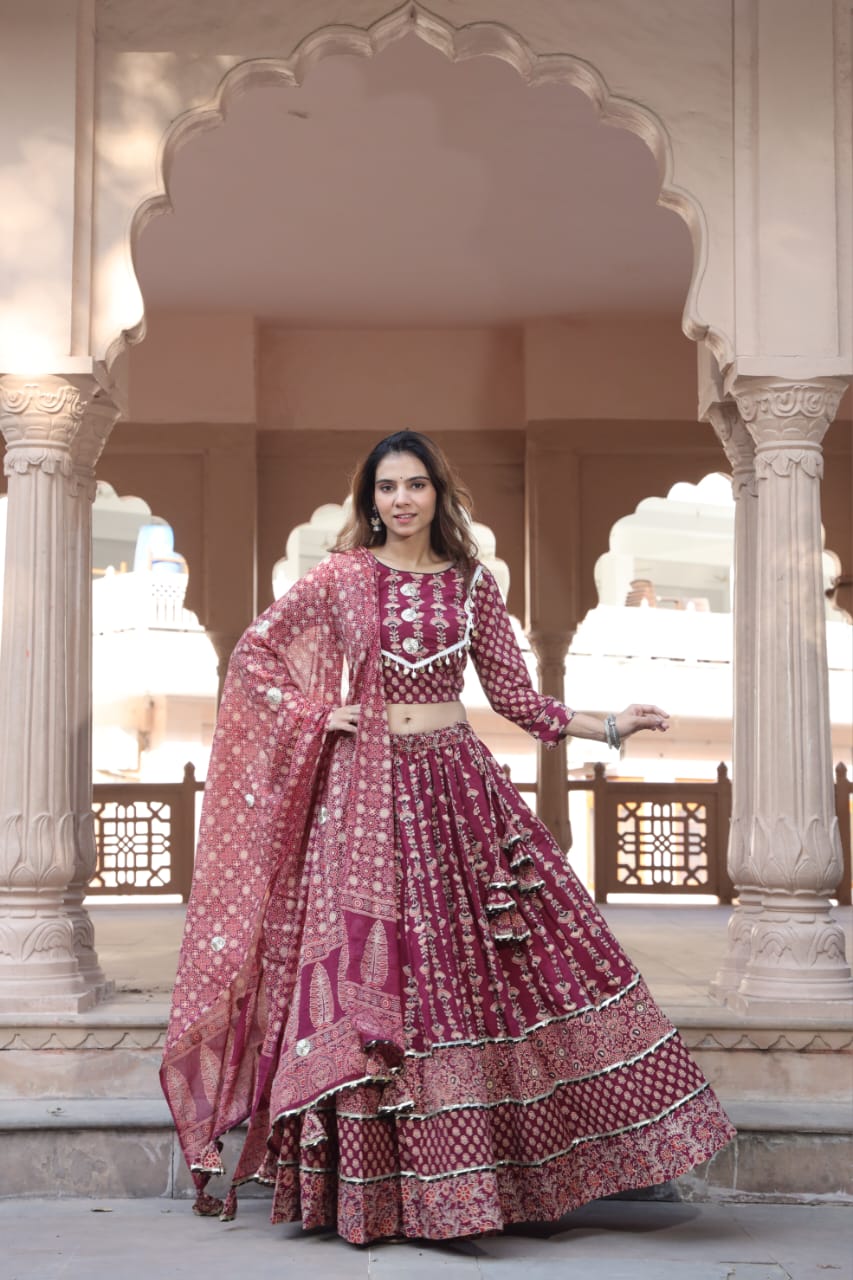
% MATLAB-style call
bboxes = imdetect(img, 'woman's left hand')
[615,705,670,740]
[325,704,361,733]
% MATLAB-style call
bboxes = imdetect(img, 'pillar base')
[65,889,113,1004]
[726,989,853,1019]
[709,890,762,1002]
[0,960,96,1013]
[723,899,853,1013]
[0,988,96,1014]
[0,892,99,1014]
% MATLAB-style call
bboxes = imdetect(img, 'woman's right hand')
[325,704,361,734]
[614,704,670,739]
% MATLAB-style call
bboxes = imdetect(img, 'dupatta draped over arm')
[161,549,401,1182]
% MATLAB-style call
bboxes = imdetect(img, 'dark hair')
[332,431,477,576]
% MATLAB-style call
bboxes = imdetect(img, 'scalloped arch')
[111,1,726,372]
[593,468,846,618]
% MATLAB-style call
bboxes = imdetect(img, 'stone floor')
[2,1197,851,1279]
[3,902,849,1250]
[84,898,853,1013]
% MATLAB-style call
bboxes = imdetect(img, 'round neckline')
[370,553,455,576]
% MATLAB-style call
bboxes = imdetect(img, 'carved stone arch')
[593,469,848,623]
[106,0,726,373]
[594,472,736,615]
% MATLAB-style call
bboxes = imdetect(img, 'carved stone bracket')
[71,390,119,481]
[730,472,757,500]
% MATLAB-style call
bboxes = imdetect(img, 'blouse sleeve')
[468,567,574,748]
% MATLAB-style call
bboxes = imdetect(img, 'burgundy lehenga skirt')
[230,722,734,1242]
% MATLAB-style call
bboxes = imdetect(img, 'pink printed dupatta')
[160,549,401,1184]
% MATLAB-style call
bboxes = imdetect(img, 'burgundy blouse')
[375,559,574,746]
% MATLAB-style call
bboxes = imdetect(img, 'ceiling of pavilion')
[134,34,693,325]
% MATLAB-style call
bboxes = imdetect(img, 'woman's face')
[373,451,437,539]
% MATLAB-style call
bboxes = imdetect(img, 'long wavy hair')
[332,431,478,577]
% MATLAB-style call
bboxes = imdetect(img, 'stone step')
[0,1098,849,1204]
[3,1004,851,1104]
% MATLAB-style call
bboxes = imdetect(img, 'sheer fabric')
[162,548,734,1238]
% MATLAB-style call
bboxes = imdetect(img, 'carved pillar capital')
[706,399,757,498]
[69,392,120,499]
[731,376,846,434]
[0,376,82,478]
[730,376,846,478]
[0,375,116,488]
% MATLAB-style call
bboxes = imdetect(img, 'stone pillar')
[706,401,761,1000]
[726,376,853,1014]
[0,375,114,1012]
[528,632,572,851]
[64,391,121,998]
[207,629,244,707]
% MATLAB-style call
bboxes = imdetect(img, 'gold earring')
[370,506,382,533]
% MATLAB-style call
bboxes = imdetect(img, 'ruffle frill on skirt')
[193,723,734,1241]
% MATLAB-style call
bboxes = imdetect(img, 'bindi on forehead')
[375,455,430,484]
[373,468,427,481]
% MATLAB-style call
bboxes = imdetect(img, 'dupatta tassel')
[255,1147,278,1185]
[514,856,545,895]
[191,1139,225,1178]
[192,1191,225,1218]
[219,1186,238,1222]
[190,1139,226,1217]
[300,1109,329,1150]
[484,881,530,945]
[484,882,517,916]
[490,904,531,945]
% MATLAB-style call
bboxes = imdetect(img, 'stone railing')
[566,763,735,904]
[89,763,204,901]
[89,761,852,907]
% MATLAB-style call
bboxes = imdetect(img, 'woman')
[162,430,734,1242]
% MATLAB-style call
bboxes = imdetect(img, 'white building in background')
[88,483,218,782]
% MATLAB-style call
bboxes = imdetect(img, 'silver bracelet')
[604,714,622,751]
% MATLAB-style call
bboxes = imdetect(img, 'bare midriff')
[385,700,467,735]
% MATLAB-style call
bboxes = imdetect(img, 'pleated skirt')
[238,722,734,1242]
